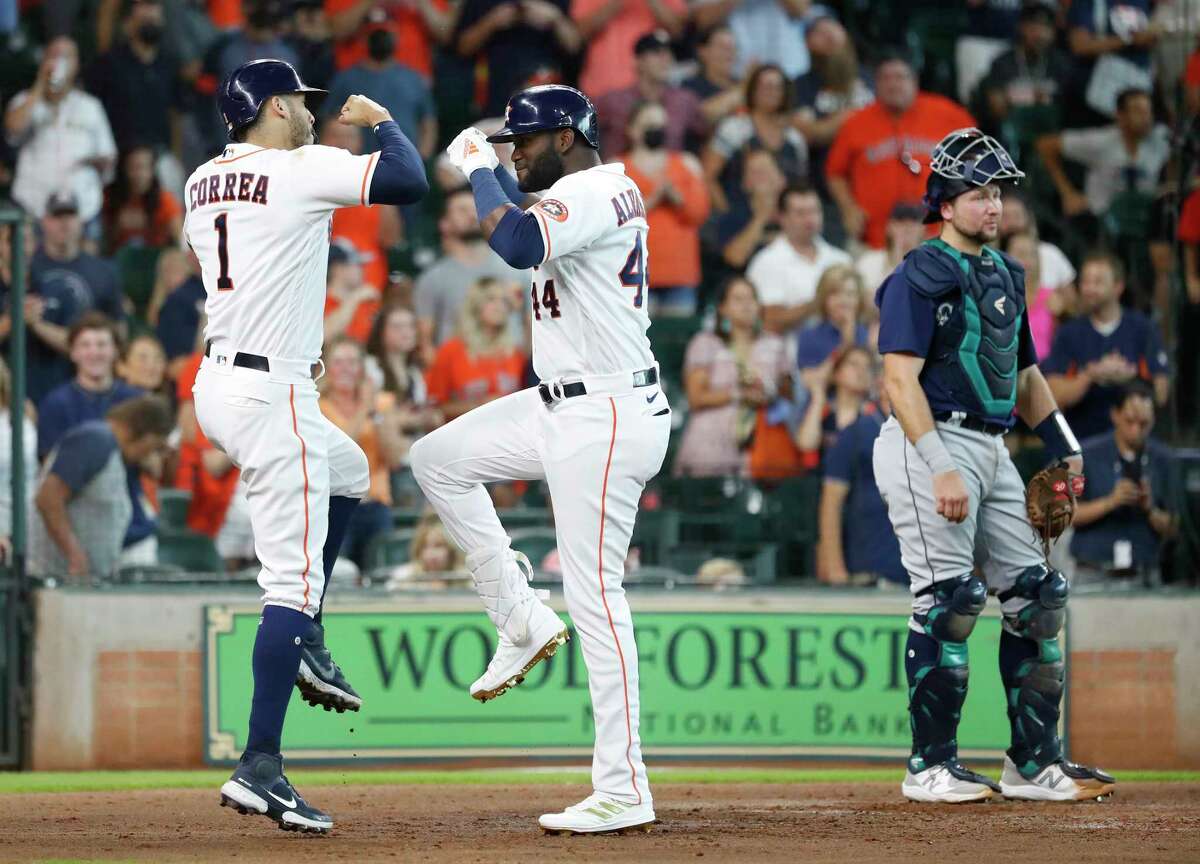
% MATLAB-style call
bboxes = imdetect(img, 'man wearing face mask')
[89,0,191,159]
[324,26,437,158]
[622,101,710,316]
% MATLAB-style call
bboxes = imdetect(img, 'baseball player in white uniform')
[410,85,669,834]
[185,59,427,833]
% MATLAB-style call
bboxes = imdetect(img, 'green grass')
[0,767,1196,795]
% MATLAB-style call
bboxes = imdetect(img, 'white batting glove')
[446,127,499,177]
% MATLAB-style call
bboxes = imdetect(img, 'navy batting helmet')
[922,127,1025,224]
[486,85,600,150]
[218,59,326,139]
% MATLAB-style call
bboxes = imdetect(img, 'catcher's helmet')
[218,59,326,139]
[486,85,600,150]
[922,127,1025,224]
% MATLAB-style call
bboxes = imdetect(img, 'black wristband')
[1034,410,1081,460]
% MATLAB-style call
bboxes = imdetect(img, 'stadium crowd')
[0,0,1197,590]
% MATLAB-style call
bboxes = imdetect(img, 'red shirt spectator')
[826,55,974,248]
[173,353,240,538]
[571,0,686,100]
[325,0,451,78]
[425,278,526,421]
[622,102,710,301]
[102,147,184,254]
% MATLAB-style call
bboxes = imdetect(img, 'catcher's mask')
[923,128,1025,224]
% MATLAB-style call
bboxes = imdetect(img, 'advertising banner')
[204,607,1011,762]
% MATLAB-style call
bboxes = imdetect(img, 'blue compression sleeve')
[469,167,545,268]
[368,120,429,205]
[494,165,524,205]
[489,208,545,269]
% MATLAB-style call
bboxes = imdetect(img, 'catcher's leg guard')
[999,565,1069,776]
[907,574,988,771]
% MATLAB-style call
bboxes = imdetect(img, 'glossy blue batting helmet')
[486,85,600,150]
[218,59,326,139]
[923,127,1025,224]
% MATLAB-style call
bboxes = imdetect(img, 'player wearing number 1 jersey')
[185,59,427,834]
[410,86,668,835]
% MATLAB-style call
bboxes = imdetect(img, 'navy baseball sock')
[315,495,359,625]
[246,604,311,755]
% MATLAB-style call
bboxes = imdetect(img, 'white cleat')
[471,600,568,702]
[538,793,656,835]
[1000,756,1116,801]
[902,761,1000,803]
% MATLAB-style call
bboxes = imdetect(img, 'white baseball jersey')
[526,163,656,380]
[182,142,381,363]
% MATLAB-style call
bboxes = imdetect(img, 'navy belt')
[934,411,1008,436]
[204,341,270,372]
[537,367,658,406]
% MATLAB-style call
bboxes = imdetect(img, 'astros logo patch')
[537,198,569,222]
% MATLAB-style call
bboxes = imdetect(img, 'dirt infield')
[2,781,1197,863]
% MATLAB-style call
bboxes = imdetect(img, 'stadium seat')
[508,527,558,569]
[115,246,161,320]
[155,529,223,574]
[366,528,417,571]
[157,488,192,532]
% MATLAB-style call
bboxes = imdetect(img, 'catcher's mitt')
[1026,461,1085,556]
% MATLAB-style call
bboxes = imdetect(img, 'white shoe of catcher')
[999,756,1116,801]
[902,761,1000,803]
[466,547,568,702]
[538,793,656,834]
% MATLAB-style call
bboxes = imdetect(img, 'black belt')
[537,367,657,406]
[934,411,1008,437]
[204,341,270,372]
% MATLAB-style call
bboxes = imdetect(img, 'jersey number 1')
[619,234,646,308]
[214,213,234,292]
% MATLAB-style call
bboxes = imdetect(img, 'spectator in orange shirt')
[321,117,403,291]
[101,146,183,255]
[324,0,456,79]
[324,240,380,345]
[826,52,975,249]
[320,337,409,569]
[1177,185,1200,305]
[425,277,526,421]
[572,0,686,101]
[173,351,255,569]
[622,101,711,317]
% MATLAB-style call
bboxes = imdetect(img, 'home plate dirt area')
[2,781,1197,863]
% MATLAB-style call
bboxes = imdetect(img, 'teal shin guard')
[999,629,1064,776]
[906,575,987,772]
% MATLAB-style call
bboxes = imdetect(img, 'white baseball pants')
[193,350,370,616]
[411,384,671,804]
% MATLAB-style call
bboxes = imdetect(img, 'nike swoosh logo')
[646,391,658,404]
[267,789,298,808]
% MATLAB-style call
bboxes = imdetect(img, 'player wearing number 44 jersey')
[410,85,667,835]
[184,59,427,834]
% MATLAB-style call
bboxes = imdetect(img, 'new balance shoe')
[219,750,333,833]
[1000,756,1116,801]
[471,599,568,702]
[902,761,1000,803]
[538,793,656,835]
[295,619,362,713]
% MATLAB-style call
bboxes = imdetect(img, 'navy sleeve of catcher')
[1018,312,1038,370]
[368,120,429,205]
[877,270,936,357]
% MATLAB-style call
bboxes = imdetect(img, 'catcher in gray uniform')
[872,128,1116,803]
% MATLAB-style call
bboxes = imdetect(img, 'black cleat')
[295,620,362,713]
[219,750,333,834]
